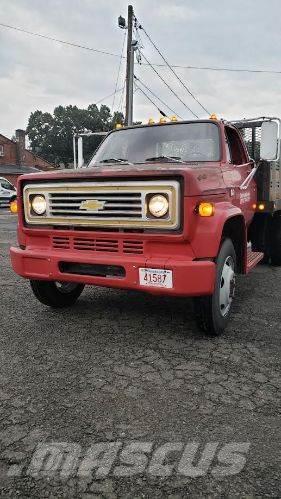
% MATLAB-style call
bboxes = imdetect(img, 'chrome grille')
[23,180,180,229]
[49,192,142,218]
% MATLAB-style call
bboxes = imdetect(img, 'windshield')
[0,179,15,191]
[89,122,220,166]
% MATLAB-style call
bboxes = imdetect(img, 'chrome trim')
[23,180,180,229]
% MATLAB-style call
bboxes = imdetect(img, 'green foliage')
[26,105,124,166]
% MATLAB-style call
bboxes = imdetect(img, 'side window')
[225,135,232,163]
[225,127,247,165]
[0,145,4,157]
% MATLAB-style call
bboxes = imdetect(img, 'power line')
[137,23,210,115]
[138,50,199,118]
[134,82,168,116]
[0,22,121,58]
[95,87,123,106]
[112,30,127,113]
[134,75,184,119]
[146,62,281,75]
[1,21,280,75]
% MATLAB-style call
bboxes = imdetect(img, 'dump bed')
[233,118,281,211]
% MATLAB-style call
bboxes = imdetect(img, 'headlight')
[31,195,47,215]
[148,194,169,218]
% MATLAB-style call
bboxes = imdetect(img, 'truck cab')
[10,116,281,335]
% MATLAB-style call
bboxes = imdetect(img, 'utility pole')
[125,5,134,126]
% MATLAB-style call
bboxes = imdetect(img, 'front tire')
[194,239,236,336]
[30,280,85,308]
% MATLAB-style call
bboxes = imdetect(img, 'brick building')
[0,129,56,185]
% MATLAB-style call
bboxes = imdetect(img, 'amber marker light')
[198,202,215,217]
[10,199,18,214]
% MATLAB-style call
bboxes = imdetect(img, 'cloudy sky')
[0,0,281,138]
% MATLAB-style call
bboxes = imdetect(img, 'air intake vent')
[51,236,144,255]
[73,238,119,253]
[52,236,70,249]
[123,240,144,254]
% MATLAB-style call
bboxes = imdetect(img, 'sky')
[0,0,281,138]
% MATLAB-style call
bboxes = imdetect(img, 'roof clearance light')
[159,117,167,124]
[170,116,178,122]
[115,123,123,129]
[148,118,155,125]
[198,202,215,217]
[209,113,218,121]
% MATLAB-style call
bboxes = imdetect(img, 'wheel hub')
[219,256,235,317]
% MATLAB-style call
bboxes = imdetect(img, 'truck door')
[223,126,256,224]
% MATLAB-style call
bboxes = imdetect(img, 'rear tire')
[194,238,236,336]
[269,212,281,266]
[30,280,85,308]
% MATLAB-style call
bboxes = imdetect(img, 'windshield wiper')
[145,155,184,163]
[99,157,133,165]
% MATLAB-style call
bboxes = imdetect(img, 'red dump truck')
[10,116,281,335]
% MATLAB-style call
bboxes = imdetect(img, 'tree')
[26,104,124,166]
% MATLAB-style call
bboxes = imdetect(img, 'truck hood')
[18,162,226,197]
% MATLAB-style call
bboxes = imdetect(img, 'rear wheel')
[269,212,281,266]
[194,238,236,336]
[30,280,85,308]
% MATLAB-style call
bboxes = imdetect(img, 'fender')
[189,201,246,260]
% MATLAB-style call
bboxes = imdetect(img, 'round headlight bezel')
[147,194,169,219]
[30,195,47,215]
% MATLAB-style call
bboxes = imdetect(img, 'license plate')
[139,268,173,289]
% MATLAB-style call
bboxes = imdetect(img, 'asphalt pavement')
[0,209,280,497]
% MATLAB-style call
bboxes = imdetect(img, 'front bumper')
[10,246,215,297]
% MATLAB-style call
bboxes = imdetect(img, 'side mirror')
[260,120,280,161]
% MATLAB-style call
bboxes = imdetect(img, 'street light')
[118,15,126,29]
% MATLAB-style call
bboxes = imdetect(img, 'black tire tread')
[194,238,236,336]
[30,280,84,308]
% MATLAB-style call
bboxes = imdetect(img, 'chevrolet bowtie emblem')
[79,199,106,211]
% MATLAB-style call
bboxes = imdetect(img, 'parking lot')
[0,209,280,497]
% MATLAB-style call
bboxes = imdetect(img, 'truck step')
[246,249,264,273]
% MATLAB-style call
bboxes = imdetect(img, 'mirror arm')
[239,162,260,190]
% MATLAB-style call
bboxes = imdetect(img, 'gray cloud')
[0,0,280,138]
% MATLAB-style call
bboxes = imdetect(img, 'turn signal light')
[10,199,18,214]
[198,202,215,217]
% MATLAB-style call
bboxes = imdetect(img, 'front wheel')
[30,280,85,308]
[194,238,236,336]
